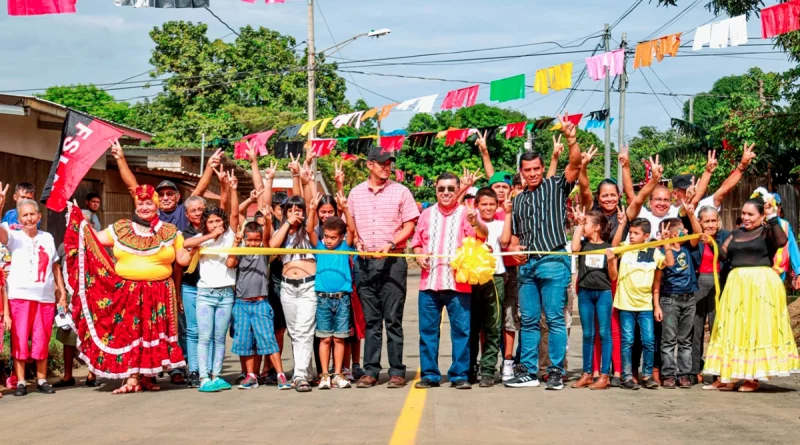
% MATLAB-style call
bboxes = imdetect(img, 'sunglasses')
[437,186,456,193]
[158,190,177,198]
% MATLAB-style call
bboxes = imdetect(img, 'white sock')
[38,379,47,386]
[17,382,25,387]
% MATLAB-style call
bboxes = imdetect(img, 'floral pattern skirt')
[64,206,185,379]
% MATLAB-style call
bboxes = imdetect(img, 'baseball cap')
[671,174,695,190]
[488,171,513,186]
[156,180,179,191]
[367,146,396,163]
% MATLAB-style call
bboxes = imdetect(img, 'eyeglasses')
[158,190,177,198]
[437,186,456,193]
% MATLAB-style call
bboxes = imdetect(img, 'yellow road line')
[388,368,427,445]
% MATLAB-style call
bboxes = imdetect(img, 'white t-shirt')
[637,195,718,239]
[5,230,59,302]
[196,228,236,288]
[484,220,506,275]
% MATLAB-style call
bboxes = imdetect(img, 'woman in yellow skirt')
[703,196,800,392]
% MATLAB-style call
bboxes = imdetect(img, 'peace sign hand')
[572,204,586,225]
[648,155,663,181]
[616,205,627,224]
[207,148,224,170]
[227,171,238,191]
[475,130,489,156]
[335,190,348,208]
[288,153,301,175]
[334,161,345,187]
[552,134,564,158]
[558,111,577,139]
[581,145,598,168]
[264,160,278,180]
[0,182,8,209]
[740,143,756,168]
[618,144,630,168]
[109,139,124,160]
[233,228,244,246]
[705,150,718,174]
[683,176,697,205]
[244,140,257,163]
[465,199,478,225]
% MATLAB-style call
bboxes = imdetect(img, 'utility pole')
[603,23,612,179]
[689,96,694,123]
[307,0,316,141]
[617,33,627,192]
[200,133,206,175]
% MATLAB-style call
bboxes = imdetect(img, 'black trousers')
[354,257,408,378]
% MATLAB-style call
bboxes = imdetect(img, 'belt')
[317,292,350,299]
[362,249,405,257]
[239,296,268,302]
[282,275,316,286]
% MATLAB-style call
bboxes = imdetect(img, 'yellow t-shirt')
[107,220,184,281]
[614,242,665,311]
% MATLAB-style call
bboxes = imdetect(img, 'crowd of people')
[0,114,798,398]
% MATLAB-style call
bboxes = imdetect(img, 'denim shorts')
[231,298,280,357]
[315,293,352,338]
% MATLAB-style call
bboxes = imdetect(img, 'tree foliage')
[37,84,131,124]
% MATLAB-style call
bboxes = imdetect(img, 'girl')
[181,174,239,393]
[270,190,318,392]
[571,208,618,390]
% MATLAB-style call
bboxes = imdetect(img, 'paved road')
[1,274,799,444]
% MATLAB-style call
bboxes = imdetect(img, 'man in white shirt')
[0,194,67,397]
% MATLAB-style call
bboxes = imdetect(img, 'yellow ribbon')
[187,234,720,303]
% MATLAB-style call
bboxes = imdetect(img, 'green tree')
[37,84,131,123]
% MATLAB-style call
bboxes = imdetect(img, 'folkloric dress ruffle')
[64,205,185,379]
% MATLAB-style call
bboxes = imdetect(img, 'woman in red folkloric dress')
[64,185,185,394]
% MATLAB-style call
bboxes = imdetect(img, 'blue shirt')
[315,240,354,293]
[661,245,698,295]
[158,203,189,232]
[2,209,41,230]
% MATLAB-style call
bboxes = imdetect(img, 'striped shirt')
[348,179,420,251]
[411,205,475,293]
[512,175,574,259]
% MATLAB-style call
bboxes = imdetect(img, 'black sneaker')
[414,379,440,389]
[504,373,540,388]
[187,371,201,388]
[53,377,75,388]
[452,380,472,390]
[610,376,621,388]
[620,378,640,390]
[545,371,564,390]
[85,378,99,388]
[14,384,27,396]
[37,382,56,394]
[478,375,495,387]
[642,377,659,390]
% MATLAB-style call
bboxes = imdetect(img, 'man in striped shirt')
[348,146,419,389]
[504,114,583,390]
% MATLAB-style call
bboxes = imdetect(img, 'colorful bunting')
[440,85,480,110]
[409,132,436,148]
[633,33,681,69]
[311,139,337,157]
[347,138,373,155]
[379,135,405,152]
[505,122,527,139]
[533,62,572,95]
[550,114,583,131]
[361,108,379,121]
[341,153,358,161]
[317,117,332,134]
[585,118,614,130]
[273,141,304,159]
[379,103,397,121]
[761,0,800,38]
[234,130,275,159]
[8,0,76,16]
[115,0,209,7]
[445,129,470,146]
[490,74,525,103]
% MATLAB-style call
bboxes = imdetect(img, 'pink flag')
[8,0,76,16]
[395,169,405,182]
[234,130,275,159]
[445,128,469,146]
[311,139,337,157]
[505,121,527,139]
[440,85,480,110]
[380,135,405,152]
[414,175,424,187]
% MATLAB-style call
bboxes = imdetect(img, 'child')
[262,191,289,384]
[571,208,617,390]
[226,222,292,390]
[655,208,702,389]
[310,191,356,389]
[181,182,239,393]
[269,191,317,393]
[613,218,674,390]
[470,187,507,387]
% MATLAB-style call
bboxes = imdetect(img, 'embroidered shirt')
[411,205,476,293]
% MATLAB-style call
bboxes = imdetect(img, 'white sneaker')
[342,367,355,382]
[502,360,515,382]
[318,374,332,390]
[334,374,352,389]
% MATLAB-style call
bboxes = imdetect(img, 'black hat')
[367,146,396,163]
[671,174,695,190]
[156,180,179,191]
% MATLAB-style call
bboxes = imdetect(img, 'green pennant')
[490,74,526,103]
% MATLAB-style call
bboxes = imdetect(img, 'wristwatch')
[388,241,396,250]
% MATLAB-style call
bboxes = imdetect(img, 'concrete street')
[1,274,798,444]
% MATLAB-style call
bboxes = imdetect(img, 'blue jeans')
[197,287,234,379]
[315,293,352,338]
[578,288,613,375]
[517,254,570,375]
[418,290,471,383]
[619,310,655,380]
[179,284,209,374]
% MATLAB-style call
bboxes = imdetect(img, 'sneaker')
[334,374,352,389]
[342,367,355,382]
[239,374,259,390]
[620,378,640,390]
[277,373,292,390]
[213,378,232,391]
[318,373,332,390]
[414,379,440,389]
[352,364,366,380]
[37,382,56,394]
[187,371,201,388]
[234,372,247,385]
[678,376,692,389]
[610,376,621,388]
[642,376,659,390]
[14,384,27,396]
[504,373,540,388]
[198,378,219,393]
[452,380,472,390]
[501,360,515,382]
[545,371,564,390]
[261,369,278,386]
[478,376,495,387]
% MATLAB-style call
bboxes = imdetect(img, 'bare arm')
[183,229,222,249]
[192,149,223,198]
[270,220,291,248]
[578,145,598,210]
[474,130,495,178]
[684,204,702,247]
[560,115,583,183]
[626,155,663,220]
[712,144,756,208]
[653,269,663,321]
[499,201,513,248]
[246,143,264,198]
[336,191,356,247]
[259,160,277,210]
[547,134,564,179]
[226,231,242,268]
[110,140,139,199]
[229,173,240,231]
[572,225,584,253]
[53,262,67,310]
[307,194,319,247]
[618,145,636,204]
[606,249,618,282]
[394,220,418,247]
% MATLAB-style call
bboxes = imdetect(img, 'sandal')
[140,378,161,392]
[702,380,726,390]
[112,378,142,395]
[295,379,312,393]
[738,381,760,392]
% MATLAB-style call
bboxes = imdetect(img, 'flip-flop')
[738,382,760,392]
[702,380,725,390]
[717,382,737,391]
[295,379,312,393]
[112,382,141,395]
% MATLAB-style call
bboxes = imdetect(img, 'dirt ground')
[1,275,798,444]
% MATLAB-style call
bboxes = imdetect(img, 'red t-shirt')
[698,244,719,274]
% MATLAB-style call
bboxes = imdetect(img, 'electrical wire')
[638,70,672,118]
[204,7,240,37]
[315,0,366,102]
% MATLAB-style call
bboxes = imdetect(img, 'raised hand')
[304,140,318,166]
[740,143,756,168]
[581,145,598,169]
[616,205,627,225]
[245,140,257,163]
[572,204,587,225]
[110,139,125,160]
[334,161,345,187]
[207,148,224,170]
[249,188,265,202]
[552,134,564,159]
[503,198,512,215]
[764,198,776,218]
[649,154,663,181]
[211,224,225,239]
[264,160,278,180]
[233,227,244,246]
[705,149,718,174]
[0,181,8,209]
[618,144,630,168]
[558,111,577,139]
[334,190,348,208]
[683,201,696,217]
[308,192,322,214]
[227,171,238,191]
[288,153,301,175]
[465,199,478,226]
[213,166,228,185]
[460,167,484,190]
[683,177,697,205]
[475,130,489,156]
[300,165,313,185]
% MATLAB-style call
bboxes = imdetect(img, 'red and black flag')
[41,110,122,212]
[115,0,210,8]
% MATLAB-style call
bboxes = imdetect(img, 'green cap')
[488,171,512,186]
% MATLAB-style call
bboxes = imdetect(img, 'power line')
[204,7,240,37]
[642,0,701,42]
[611,0,645,30]
[648,67,683,109]
[638,70,672,118]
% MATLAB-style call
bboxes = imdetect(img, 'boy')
[655,213,701,389]
[311,192,356,389]
[261,193,288,385]
[469,188,508,387]
[613,218,675,390]
[226,222,291,390]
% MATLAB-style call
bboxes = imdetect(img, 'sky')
[0,0,794,145]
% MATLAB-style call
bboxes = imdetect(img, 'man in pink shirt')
[412,172,487,389]
[348,146,419,389]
